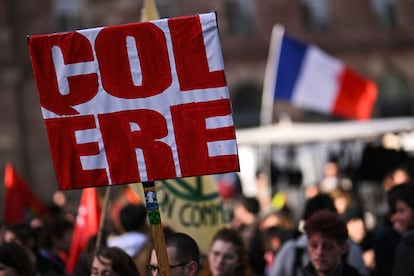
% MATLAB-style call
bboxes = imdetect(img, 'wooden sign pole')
[139,1,169,273]
[142,181,171,276]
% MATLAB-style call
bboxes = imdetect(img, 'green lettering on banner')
[178,201,230,228]
[155,176,232,254]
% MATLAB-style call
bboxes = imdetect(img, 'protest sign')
[28,12,239,190]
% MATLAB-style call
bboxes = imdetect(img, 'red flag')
[3,162,48,224]
[65,187,101,273]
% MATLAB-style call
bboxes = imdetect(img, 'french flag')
[261,25,378,123]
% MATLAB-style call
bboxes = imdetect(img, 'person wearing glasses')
[147,232,200,276]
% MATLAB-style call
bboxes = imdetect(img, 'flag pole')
[142,181,171,275]
[95,186,111,253]
[259,25,285,191]
[260,24,284,127]
[140,0,160,22]
[138,1,170,275]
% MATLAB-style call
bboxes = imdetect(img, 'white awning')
[236,117,414,146]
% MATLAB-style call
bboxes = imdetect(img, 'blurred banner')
[131,175,231,254]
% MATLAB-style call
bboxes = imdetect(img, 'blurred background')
[1,0,414,215]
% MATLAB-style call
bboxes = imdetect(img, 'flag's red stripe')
[332,67,378,120]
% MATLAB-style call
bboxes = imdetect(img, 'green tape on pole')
[148,210,161,225]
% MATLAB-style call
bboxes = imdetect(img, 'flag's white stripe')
[292,46,343,113]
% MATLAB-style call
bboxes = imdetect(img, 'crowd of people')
[1,159,414,276]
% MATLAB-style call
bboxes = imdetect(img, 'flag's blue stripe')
[274,34,307,101]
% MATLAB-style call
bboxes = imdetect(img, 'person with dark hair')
[232,195,260,233]
[269,193,367,276]
[2,222,68,275]
[0,242,35,276]
[262,226,293,275]
[301,193,337,222]
[373,183,404,276]
[345,212,376,274]
[108,204,148,246]
[388,183,414,276]
[147,232,200,276]
[231,195,265,275]
[382,165,411,192]
[303,210,361,276]
[90,246,139,276]
[36,215,74,274]
[2,224,39,267]
[107,203,150,275]
[199,227,251,276]
[73,234,108,276]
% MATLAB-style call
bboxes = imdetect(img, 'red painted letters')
[99,110,176,183]
[169,16,226,91]
[172,100,238,175]
[30,32,98,115]
[96,23,172,99]
[45,116,109,189]
[29,13,239,189]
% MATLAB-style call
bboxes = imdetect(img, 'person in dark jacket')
[388,183,414,276]
[269,194,367,276]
